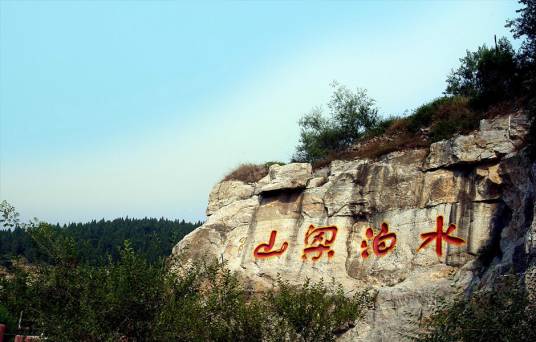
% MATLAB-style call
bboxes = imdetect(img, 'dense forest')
[0,216,201,267]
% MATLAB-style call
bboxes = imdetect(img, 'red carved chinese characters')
[253,231,288,258]
[360,222,397,259]
[302,224,338,261]
[417,216,465,256]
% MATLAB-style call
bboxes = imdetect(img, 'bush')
[266,277,374,342]
[363,115,401,138]
[293,82,380,163]
[445,37,520,109]
[415,275,536,342]
[223,163,268,183]
[403,96,481,142]
[223,161,285,183]
[155,260,268,341]
[0,303,17,333]
[158,261,374,341]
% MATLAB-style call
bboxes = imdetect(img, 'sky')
[0,0,522,224]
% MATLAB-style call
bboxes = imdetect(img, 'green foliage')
[414,275,536,342]
[0,200,20,229]
[294,82,379,162]
[508,0,536,160]
[364,115,400,137]
[0,302,17,333]
[157,261,374,341]
[507,0,536,64]
[27,223,79,266]
[155,259,269,341]
[0,238,164,340]
[445,37,520,108]
[266,277,373,342]
[405,96,480,142]
[407,97,454,133]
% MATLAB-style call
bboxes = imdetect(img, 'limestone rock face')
[172,112,535,341]
[424,111,528,170]
[206,180,255,216]
[255,163,312,194]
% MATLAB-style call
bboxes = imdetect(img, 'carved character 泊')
[360,222,397,259]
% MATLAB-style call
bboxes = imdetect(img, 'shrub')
[0,303,17,333]
[308,96,481,167]
[0,225,164,340]
[445,37,521,109]
[155,259,268,341]
[223,163,269,183]
[223,162,285,183]
[293,82,380,163]
[415,275,536,342]
[403,96,481,142]
[364,115,401,138]
[266,277,374,342]
[427,96,481,142]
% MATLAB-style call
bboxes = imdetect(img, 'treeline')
[0,216,201,266]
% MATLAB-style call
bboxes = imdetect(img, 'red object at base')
[14,335,23,342]
[0,324,6,342]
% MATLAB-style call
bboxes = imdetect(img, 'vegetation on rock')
[293,82,379,163]
[223,161,284,183]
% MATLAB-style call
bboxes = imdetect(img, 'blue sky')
[0,0,521,224]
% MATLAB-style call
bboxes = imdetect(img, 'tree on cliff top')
[507,0,536,159]
[293,82,379,163]
[444,37,520,108]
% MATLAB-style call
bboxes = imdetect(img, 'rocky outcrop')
[172,111,535,341]
[424,113,528,170]
[255,163,313,194]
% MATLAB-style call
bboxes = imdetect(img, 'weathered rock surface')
[424,111,528,170]
[255,163,312,194]
[172,112,535,341]
[206,180,255,216]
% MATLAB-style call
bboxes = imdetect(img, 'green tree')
[507,0,536,64]
[294,82,379,162]
[445,37,520,107]
[0,200,20,229]
[507,0,536,159]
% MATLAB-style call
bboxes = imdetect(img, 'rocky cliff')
[172,111,535,341]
